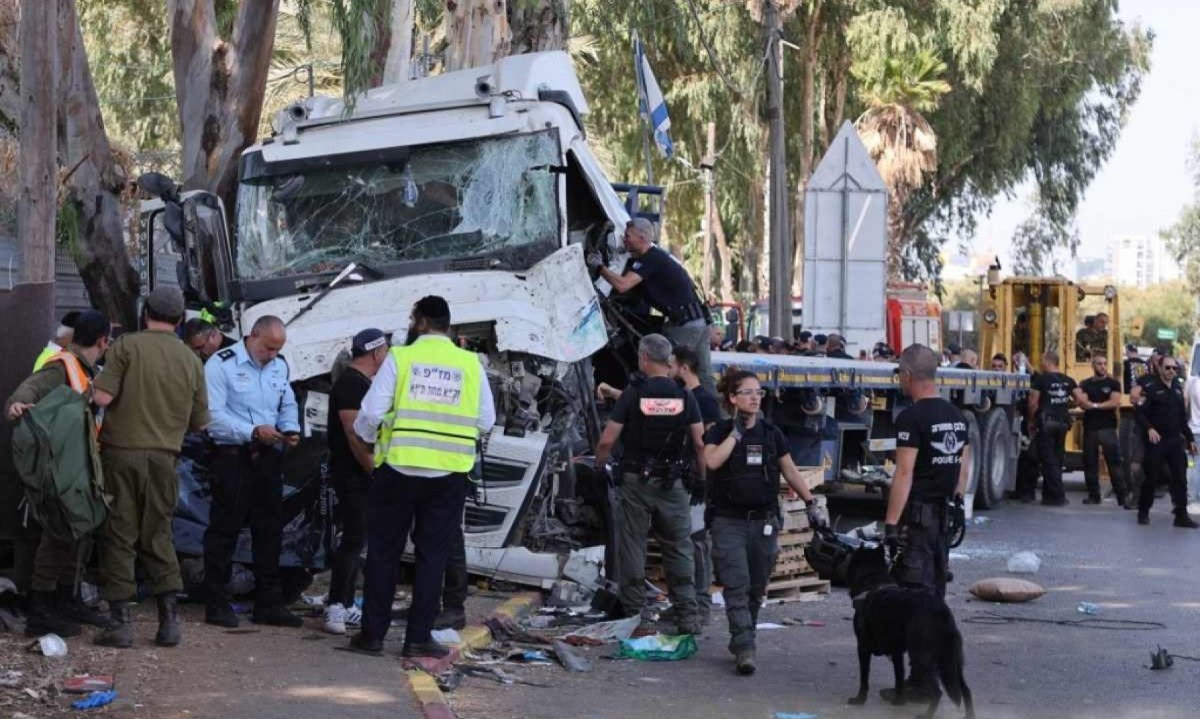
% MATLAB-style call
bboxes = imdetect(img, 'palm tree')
[855,50,950,278]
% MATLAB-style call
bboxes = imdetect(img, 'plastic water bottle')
[1077,601,1100,615]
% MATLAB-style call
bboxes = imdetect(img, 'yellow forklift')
[977,273,1124,469]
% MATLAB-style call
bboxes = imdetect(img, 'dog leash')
[964,611,1166,631]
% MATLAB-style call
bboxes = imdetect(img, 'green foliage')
[1163,137,1200,296]
[896,0,1151,279]
[859,51,950,113]
[329,0,387,103]
[1119,280,1195,352]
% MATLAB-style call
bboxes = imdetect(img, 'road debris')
[560,616,640,646]
[29,633,67,657]
[551,640,593,673]
[72,690,118,710]
[1006,550,1042,574]
[1077,602,1101,615]
[615,634,698,661]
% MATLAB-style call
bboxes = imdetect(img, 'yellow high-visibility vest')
[32,343,61,372]
[380,339,481,473]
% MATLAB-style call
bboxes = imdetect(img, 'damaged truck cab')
[141,52,633,589]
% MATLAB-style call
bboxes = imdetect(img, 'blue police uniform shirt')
[204,339,300,446]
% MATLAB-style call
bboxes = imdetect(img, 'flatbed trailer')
[710,352,1031,510]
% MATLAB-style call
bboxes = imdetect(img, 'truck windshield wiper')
[285,260,381,327]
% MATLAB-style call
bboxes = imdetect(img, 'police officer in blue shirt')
[202,315,304,628]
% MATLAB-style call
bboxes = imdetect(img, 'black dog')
[846,544,974,719]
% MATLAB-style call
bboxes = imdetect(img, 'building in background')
[1107,235,1180,288]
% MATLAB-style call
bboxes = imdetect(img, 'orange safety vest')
[45,351,100,432]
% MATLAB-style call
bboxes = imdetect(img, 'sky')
[967,0,1200,267]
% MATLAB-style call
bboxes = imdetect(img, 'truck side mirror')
[138,172,180,203]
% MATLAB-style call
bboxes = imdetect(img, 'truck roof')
[298,50,588,124]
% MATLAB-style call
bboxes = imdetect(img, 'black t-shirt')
[1031,372,1077,421]
[690,384,722,426]
[1079,376,1121,431]
[895,398,969,501]
[703,418,790,511]
[1123,358,1146,394]
[327,367,373,478]
[625,246,701,323]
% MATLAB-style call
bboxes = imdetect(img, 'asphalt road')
[447,474,1200,719]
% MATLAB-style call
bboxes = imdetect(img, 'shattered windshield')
[235,131,560,280]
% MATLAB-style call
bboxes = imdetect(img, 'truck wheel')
[975,408,1013,510]
[962,413,982,504]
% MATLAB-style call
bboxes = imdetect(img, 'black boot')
[155,594,181,647]
[25,590,82,638]
[205,600,238,628]
[55,584,109,627]
[1174,511,1199,529]
[433,605,466,630]
[251,604,304,628]
[94,601,134,648]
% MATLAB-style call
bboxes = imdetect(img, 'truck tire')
[961,412,983,505]
[975,408,1013,510]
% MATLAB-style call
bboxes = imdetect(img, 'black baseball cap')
[814,334,828,345]
[351,328,387,357]
[797,331,813,343]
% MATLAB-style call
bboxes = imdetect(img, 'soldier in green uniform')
[92,287,210,648]
[6,311,112,637]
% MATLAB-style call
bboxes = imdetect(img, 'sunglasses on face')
[1164,365,1179,372]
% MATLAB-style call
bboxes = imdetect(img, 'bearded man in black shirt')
[1073,354,1127,507]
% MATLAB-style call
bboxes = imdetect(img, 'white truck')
[141,51,638,590]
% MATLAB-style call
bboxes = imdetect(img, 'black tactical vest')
[712,418,782,510]
[620,379,691,476]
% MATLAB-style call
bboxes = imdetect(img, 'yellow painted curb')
[403,591,543,719]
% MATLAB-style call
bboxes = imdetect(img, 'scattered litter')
[431,628,461,644]
[968,516,991,525]
[437,669,463,692]
[72,690,117,710]
[12,713,34,719]
[949,552,971,561]
[561,615,640,646]
[756,622,786,630]
[774,713,818,719]
[616,634,698,661]
[507,650,552,664]
[548,580,589,607]
[486,615,550,645]
[1150,646,1173,670]
[1077,602,1101,616]
[0,669,23,687]
[31,633,68,657]
[711,591,725,608]
[1006,551,1041,574]
[301,594,326,607]
[781,618,825,628]
[552,639,593,673]
[63,675,114,693]
[459,664,551,687]
[526,615,556,629]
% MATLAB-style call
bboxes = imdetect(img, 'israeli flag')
[633,34,674,159]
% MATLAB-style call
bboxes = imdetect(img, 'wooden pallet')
[765,575,831,601]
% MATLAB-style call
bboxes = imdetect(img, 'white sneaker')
[323,603,347,635]
[344,603,362,627]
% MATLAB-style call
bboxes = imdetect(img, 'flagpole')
[633,32,655,186]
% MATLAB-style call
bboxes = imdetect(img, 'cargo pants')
[709,515,779,653]
[617,473,698,625]
[98,447,183,601]
[893,500,949,599]
[30,532,81,592]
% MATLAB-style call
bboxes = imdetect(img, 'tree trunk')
[791,5,820,296]
[713,195,734,304]
[443,0,511,72]
[169,0,281,212]
[380,0,415,85]
[510,0,568,54]
[18,0,55,286]
[701,123,714,297]
[56,0,140,328]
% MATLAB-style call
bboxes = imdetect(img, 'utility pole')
[701,121,716,298]
[765,0,792,339]
[18,0,57,287]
